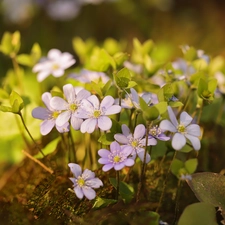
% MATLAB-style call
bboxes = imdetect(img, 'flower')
[32,92,70,135]
[50,84,90,130]
[98,141,134,171]
[33,49,76,82]
[69,69,110,84]
[76,95,121,133]
[114,124,157,163]
[148,125,170,141]
[180,174,192,181]
[68,163,103,200]
[159,106,201,150]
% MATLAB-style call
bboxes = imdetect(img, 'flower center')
[149,125,161,137]
[52,111,60,119]
[52,63,60,70]
[93,110,101,118]
[131,140,138,148]
[77,177,85,187]
[124,97,134,108]
[113,155,121,163]
[70,103,78,112]
[177,124,186,133]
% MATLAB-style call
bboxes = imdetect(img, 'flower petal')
[185,134,201,150]
[186,124,201,137]
[80,118,97,133]
[40,119,55,135]
[52,69,64,77]
[74,186,84,199]
[48,49,61,59]
[87,95,100,109]
[98,116,112,131]
[100,95,114,109]
[114,163,125,170]
[42,92,52,110]
[172,133,186,150]
[114,134,129,144]
[98,158,110,164]
[83,187,96,200]
[124,158,135,166]
[98,149,110,158]
[130,88,139,104]
[102,163,114,171]
[121,145,133,156]
[83,169,95,179]
[87,178,103,188]
[71,115,83,130]
[68,163,82,178]
[63,84,75,103]
[76,89,91,102]
[167,106,178,127]
[37,70,51,82]
[121,124,130,136]
[50,97,68,110]
[104,105,121,115]
[32,107,50,120]
[110,141,121,152]
[133,124,145,139]
[160,120,177,132]
[180,111,193,126]
[137,151,151,163]
[56,111,71,126]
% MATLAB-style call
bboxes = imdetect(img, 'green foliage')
[92,197,117,209]
[0,31,21,57]
[178,202,217,225]
[109,178,134,203]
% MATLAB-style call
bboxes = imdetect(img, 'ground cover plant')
[1,30,225,225]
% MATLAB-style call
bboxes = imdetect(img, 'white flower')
[159,106,201,150]
[33,49,76,82]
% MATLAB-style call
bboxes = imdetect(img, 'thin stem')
[18,112,45,157]
[116,170,120,200]
[22,150,53,174]
[11,56,23,92]
[117,89,123,121]
[68,131,76,162]
[136,121,151,202]
[172,179,183,225]
[156,150,177,213]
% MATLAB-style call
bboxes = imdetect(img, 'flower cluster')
[32,83,121,135]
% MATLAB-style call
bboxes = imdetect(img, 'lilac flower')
[118,88,157,109]
[76,95,121,133]
[114,124,157,163]
[98,141,134,171]
[159,106,201,150]
[33,49,76,82]
[148,125,170,141]
[68,163,103,200]
[32,92,69,135]
[50,84,90,130]
[69,69,110,84]
[180,174,192,181]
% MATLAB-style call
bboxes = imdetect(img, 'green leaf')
[109,178,134,203]
[154,102,167,115]
[9,91,24,112]
[114,67,132,89]
[208,78,217,93]
[171,159,184,177]
[0,105,12,113]
[184,158,198,174]
[92,197,117,209]
[143,106,159,121]
[16,54,32,66]
[187,172,225,210]
[178,202,217,225]
[102,80,112,96]
[98,133,114,145]
[0,32,12,55]
[30,42,42,65]
[34,137,61,159]
[183,46,197,61]
[113,52,129,66]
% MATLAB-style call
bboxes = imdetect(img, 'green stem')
[68,131,76,162]
[117,89,123,121]
[11,56,23,92]
[18,112,45,157]
[136,121,151,202]
[116,170,120,200]
[156,150,177,213]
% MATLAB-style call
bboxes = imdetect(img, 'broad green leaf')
[208,78,217,93]
[16,54,32,66]
[171,159,184,176]
[154,102,167,115]
[209,56,225,75]
[34,137,61,159]
[143,106,159,121]
[178,202,217,225]
[9,91,24,112]
[126,81,137,89]
[0,32,12,55]
[169,101,183,107]
[187,172,225,210]
[30,42,41,64]
[0,88,9,100]
[92,197,117,209]
[109,178,134,203]
[98,133,114,145]
[102,80,112,96]
[0,105,12,113]
[113,52,129,66]
[184,158,198,174]
[114,67,132,89]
